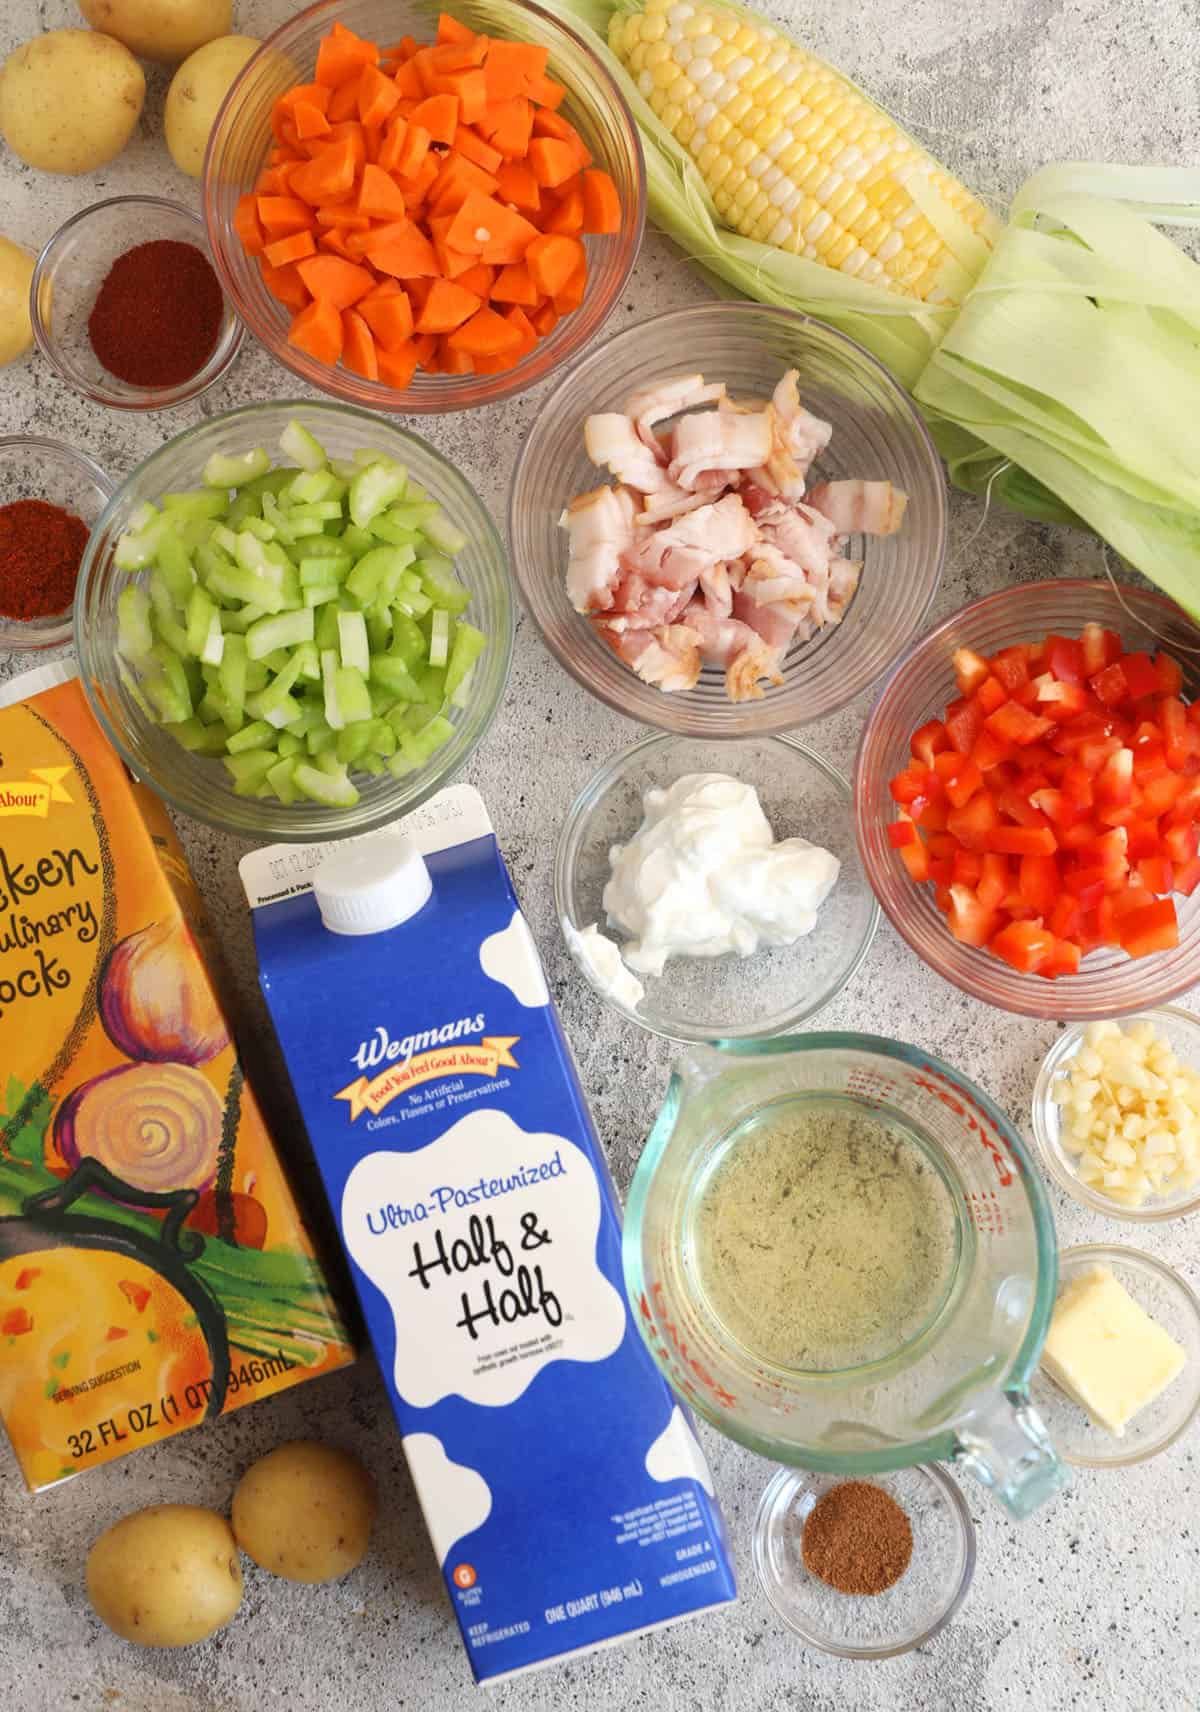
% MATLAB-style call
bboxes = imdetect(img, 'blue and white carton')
[240,787,736,1683]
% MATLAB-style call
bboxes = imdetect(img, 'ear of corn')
[608,0,998,306]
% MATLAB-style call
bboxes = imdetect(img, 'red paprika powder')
[88,240,224,389]
[0,499,89,621]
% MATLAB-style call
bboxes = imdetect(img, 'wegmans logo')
[335,1013,520,1121]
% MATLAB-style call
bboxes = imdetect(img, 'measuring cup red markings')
[645,1281,738,1410]
[911,1062,1015,1189]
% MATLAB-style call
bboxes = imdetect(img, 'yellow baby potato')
[78,0,232,65]
[0,237,35,365]
[86,1505,243,1647]
[232,1441,376,1584]
[0,30,144,175]
[165,34,260,178]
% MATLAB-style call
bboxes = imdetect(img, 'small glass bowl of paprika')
[0,437,114,650]
[30,196,244,411]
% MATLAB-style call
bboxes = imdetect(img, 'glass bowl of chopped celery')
[1031,1010,1200,1224]
[74,400,512,839]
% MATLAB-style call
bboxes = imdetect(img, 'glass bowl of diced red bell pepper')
[855,579,1200,1020]
[203,0,644,413]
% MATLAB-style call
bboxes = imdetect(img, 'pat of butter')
[1042,1263,1186,1437]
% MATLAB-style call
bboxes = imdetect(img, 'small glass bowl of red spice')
[0,437,114,650]
[753,1465,976,1659]
[30,196,244,411]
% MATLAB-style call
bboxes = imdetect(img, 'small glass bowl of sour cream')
[554,732,880,1041]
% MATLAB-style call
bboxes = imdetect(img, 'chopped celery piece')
[370,655,425,702]
[223,749,276,789]
[292,640,321,681]
[321,648,344,731]
[239,467,299,501]
[248,688,302,729]
[422,508,468,555]
[287,468,345,505]
[279,420,328,473]
[245,607,314,660]
[314,606,341,652]
[226,720,274,755]
[155,531,195,601]
[294,761,359,807]
[335,722,376,766]
[307,724,337,757]
[144,674,191,725]
[398,715,454,768]
[428,608,451,668]
[276,730,303,759]
[199,612,225,667]
[368,513,422,547]
[417,556,472,614]
[163,490,229,519]
[267,757,300,804]
[334,666,372,725]
[450,665,476,710]
[212,524,240,558]
[117,586,153,659]
[115,516,165,571]
[205,563,286,613]
[185,586,216,656]
[154,610,192,660]
[349,460,406,528]
[345,546,402,607]
[303,583,341,608]
[338,610,370,674]
[219,634,247,724]
[445,622,486,700]
[239,514,277,542]
[204,448,270,488]
[164,717,228,755]
[390,612,426,666]
[365,609,391,654]
[300,557,345,588]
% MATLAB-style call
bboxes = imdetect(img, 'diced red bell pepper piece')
[984,826,1057,856]
[910,718,951,767]
[1079,825,1129,877]
[1090,661,1129,708]
[953,647,991,695]
[977,852,1011,909]
[897,834,930,883]
[1126,818,1162,860]
[945,696,985,756]
[910,795,951,832]
[1029,787,1082,831]
[1159,695,1190,770]
[1175,855,1200,896]
[1081,623,1123,675]
[1040,937,1082,978]
[1060,762,1094,810]
[1048,892,1082,940]
[990,645,1031,692]
[946,885,996,947]
[971,729,1015,772]
[990,920,1055,973]
[948,793,1001,850]
[888,817,917,848]
[985,702,1054,747]
[933,750,983,809]
[1046,635,1085,685]
[974,676,1009,716]
[1077,736,1123,775]
[1018,852,1060,916]
[1035,679,1090,721]
[889,763,933,805]
[1156,653,1185,695]
[1095,747,1134,807]
[951,848,983,888]
[1118,897,1179,959]
[1137,772,1186,817]
[1164,821,1200,865]
[994,787,1051,831]
[1136,855,1174,894]
[1119,652,1159,699]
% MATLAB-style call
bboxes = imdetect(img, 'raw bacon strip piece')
[561,485,637,612]
[806,479,908,535]
[668,409,772,491]
[584,414,671,494]
[600,622,702,691]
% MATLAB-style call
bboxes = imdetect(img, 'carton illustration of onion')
[100,918,230,1066]
[54,1062,223,1194]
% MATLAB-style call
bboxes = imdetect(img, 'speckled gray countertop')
[2,1,1198,1707]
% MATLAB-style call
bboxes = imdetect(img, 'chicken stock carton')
[240,786,736,1682]
[0,663,353,1494]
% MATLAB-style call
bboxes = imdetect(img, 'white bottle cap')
[312,834,432,936]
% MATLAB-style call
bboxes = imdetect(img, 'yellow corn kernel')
[652,57,681,88]
[823,229,858,267]
[675,113,697,145]
[639,10,667,40]
[628,42,648,73]
[723,164,748,198]
[644,40,671,66]
[752,114,784,149]
[723,92,754,125]
[732,134,759,169]
[712,185,734,216]
[706,152,735,188]
[696,140,721,176]
[711,42,740,71]
[707,113,733,144]
[659,100,683,130]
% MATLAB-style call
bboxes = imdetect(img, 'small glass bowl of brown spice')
[30,196,243,411]
[0,437,114,650]
[753,1466,976,1659]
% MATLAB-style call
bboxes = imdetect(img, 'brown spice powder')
[801,1480,913,1595]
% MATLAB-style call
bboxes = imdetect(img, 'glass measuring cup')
[624,1035,1068,1518]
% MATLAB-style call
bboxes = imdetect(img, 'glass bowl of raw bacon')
[856,580,1200,1019]
[508,301,946,736]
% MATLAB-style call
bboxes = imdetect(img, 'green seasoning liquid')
[691,1098,962,1373]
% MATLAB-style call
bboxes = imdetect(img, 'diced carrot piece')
[410,92,459,144]
[315,21,378,87]
[264,229,317,267]
[477,96,533,159]
[581,168,621,235]
[366,224,440,278]
[428,152,499,214]
[415,277,482,334]
[358,62,401,127]
[289,135,359,204]
[526,232,584,297]
[411,332,437,366]
[395,122,431,179]
[437,336,475,375]
[525,72,566,109]
[437,13,478,46]
[532,108,591,166]
[259,258,310,311]
[544,186,584,234]
[446,190,539,264]
[528,136,580,189]
[495,160,540,211]
[288,296,344,364]
[503,304,538,359]
[390,56,422,98]
[482,39,549,101]
[376,341,420,389]
[293,100,331,141]
[341,309,379,379]
[358,286,414,351]
[430,221,480,278]
[445,304,522,356]
[377,113,409,174]
[402,154,440,209]
[295,254,375,309]
[318,228,358,261]
[491,261,537,305]
[316,204,370,229]
[531,300,559,336]
[554,256,587,313]
[254,165,289,195]
[234,193,266,256]
[325,120,369,169]
[406,277,433,313]
[453,125,502,173]
[277,82,332,117]
[327,72,364,124]
[455,261,495,298]
[363,122,386,164]
[256,195,314,236]
[358,162,410,220]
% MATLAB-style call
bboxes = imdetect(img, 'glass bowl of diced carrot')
[203,0,644,411]
[855,579,1200,1019]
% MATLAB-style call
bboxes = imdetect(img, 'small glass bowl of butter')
[554,732,880,1042]
[1029,1245,1200,1468]
[1031,1009,1200,1223]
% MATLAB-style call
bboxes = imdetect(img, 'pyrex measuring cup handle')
[953,1391,1070,1519]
